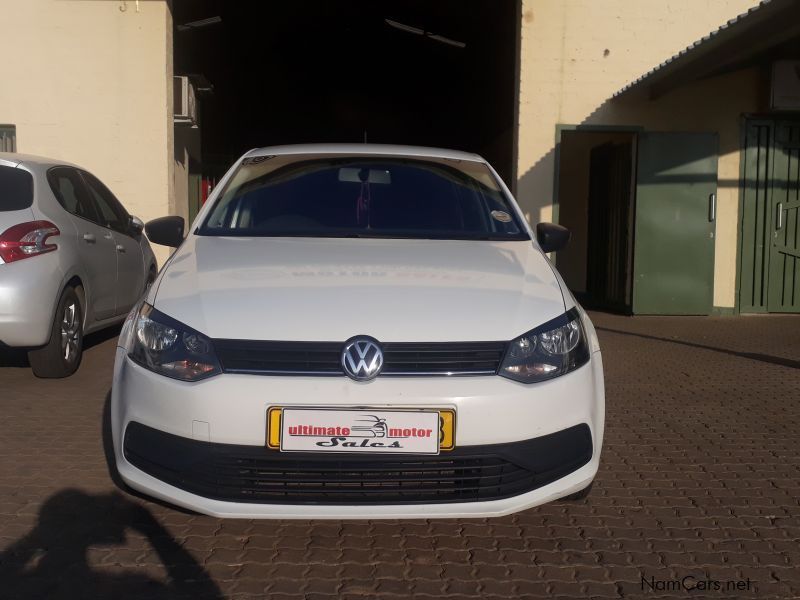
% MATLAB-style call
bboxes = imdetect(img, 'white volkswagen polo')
[111,144,604,519]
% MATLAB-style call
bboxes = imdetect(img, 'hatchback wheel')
[29,286,84,378]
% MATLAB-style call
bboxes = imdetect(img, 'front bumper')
[124,420,593,505]
[111,347,604,519]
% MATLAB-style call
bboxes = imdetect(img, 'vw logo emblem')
[341,336,384,381]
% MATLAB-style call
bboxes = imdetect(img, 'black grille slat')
[213,339,507,376]
[214,460,502,471]
[382,357,499,364]
[204,467,527,486]
[123,423,594,506]
[212,461,510,475]
[210,476,516,488]
[159,463,534,499]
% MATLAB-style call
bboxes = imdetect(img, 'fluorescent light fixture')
[385,19,424,36]
[177,16,222,32]
[384,18,466,49]
[427,34,466,49]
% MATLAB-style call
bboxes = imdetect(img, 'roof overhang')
[615,0,800,101]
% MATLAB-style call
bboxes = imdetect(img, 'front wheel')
[28,286,84,378]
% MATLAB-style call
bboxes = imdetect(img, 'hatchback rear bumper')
[0,253,62,347]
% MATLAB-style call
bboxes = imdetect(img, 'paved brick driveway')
[0,313,798,599]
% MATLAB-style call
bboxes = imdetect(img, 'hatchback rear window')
[0,165,34,212]
[200,155,529,241]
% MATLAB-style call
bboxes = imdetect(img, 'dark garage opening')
[556,130,637,313]
[172,0,518,193]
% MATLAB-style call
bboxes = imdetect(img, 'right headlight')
[499,308,590,384]
[120,301,221,382]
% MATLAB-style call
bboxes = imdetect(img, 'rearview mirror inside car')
[338,168,391,184]
[536,222,570,253]
[145,216,185,248]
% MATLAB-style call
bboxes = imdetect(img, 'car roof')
[0,152,81,170]
[242,144,486,162]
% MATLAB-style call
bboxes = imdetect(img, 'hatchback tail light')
[0,221,60,263]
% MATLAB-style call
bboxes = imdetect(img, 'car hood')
[152,236,566,342]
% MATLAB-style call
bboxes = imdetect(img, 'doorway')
[740,118,800,313]
[557,129,719,315]
[556,130,636,312]
[171,0,519,185]
[586,139,635,312]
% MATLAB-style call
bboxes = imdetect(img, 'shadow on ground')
[0,490,223,600]
[0,324,122,370]
[596,325,800,370]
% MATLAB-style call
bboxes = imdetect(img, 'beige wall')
[0,0,173,264]
[517,0,763,308]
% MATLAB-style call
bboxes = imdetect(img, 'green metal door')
[632,132,718,315]
[739,120,774,312]
[767,121,800,312]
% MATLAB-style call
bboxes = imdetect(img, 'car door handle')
[82,233,96,243]
[116,244,126,253]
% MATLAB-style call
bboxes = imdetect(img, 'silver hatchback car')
[0,153,156,377]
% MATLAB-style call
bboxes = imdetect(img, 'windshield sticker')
[491,210,512,223]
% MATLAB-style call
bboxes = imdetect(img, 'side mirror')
[129,215,145,236]
[536,222,570,253]
[145,216,185,248]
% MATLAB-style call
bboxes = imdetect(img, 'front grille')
[213,339,507,376]
[124,422,593,505]
[382,342,506,375]
[214,340,343,375]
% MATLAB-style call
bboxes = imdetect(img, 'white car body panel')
[154,236,566,342]
[113,144,604,519]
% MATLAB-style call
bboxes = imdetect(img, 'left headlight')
[120,302,221,382]
[499,308,590,384]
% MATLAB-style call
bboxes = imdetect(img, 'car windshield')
[0,165,34,212]
[199,154,529,240]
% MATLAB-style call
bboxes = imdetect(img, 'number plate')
[267,407,455,454]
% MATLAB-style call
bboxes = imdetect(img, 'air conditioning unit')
[173,75,197,125]
[771,60,800,111]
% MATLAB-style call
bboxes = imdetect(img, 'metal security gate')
[740,119,800,313]
[768,122,800,312]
